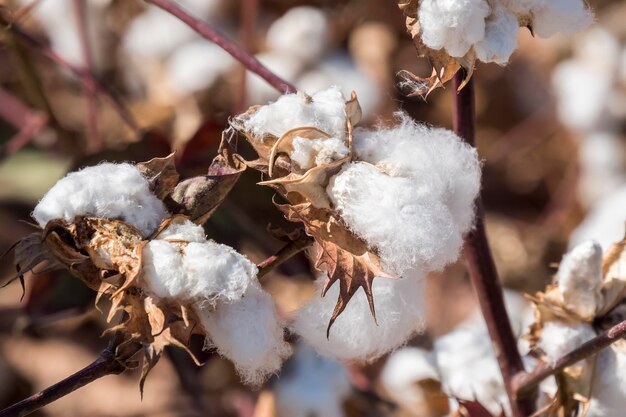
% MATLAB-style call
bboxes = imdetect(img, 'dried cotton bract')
[32,163,169,236]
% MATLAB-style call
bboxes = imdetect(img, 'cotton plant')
[231,86,481,360]
[526,239,626,415]
[10,150,292,388]
[397,0,594,96]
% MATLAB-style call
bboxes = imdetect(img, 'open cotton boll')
[32,163,168,236]
[418,0,489,57]
[380,347,441,413]
[557,240,603,320]
[274,343,351,417]
[266,6,329,66]
[532,0,594,38]
[291,270,425,362]
[197,284,292,385]
[156,219,206,243]
[243,86,346,141]
[329,117,481,273]
[474,3,519,65]
[165,41,236,96]
[142,238,257,303]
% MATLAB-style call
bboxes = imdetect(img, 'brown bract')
[232,92,395,334]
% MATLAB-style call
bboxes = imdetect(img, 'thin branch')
[0,86,48,158]
[0,12,140,135]
[257,234,314,279]
[144,0,297,95]
[452,70,535,417]
[514,319,626,398]
[72,0,102,152]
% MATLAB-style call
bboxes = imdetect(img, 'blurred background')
[0,0,625,415]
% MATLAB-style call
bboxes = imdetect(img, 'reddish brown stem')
[514,319,626,398]
[452,70,535,417]
[144,0,296,95]
[0,86,48,158]
[0,13,140,135]
[72,0,101,152]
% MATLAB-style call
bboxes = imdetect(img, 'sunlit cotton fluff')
[556,240,603,320]
[291,269,425,362]
[474,2,519,65]
[32,163,168,236]
[418,0,490,58]
[274,343,351,417]
[197,284,292,385]
[141,237,257,304]
[327,115,481,274]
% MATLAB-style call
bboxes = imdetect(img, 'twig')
[452,70,535,417]
[257,234,314,279]
[72,0,101,152]
[0,86,48,158]
[0,12,140,135]
[144,0,296,95]
[513,319,626,398]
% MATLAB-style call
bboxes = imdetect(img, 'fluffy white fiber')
[266,6,329,66]
[380,347,440,413]
[531,0,594,38]
[586,346,626,417]
[538,321,596,364]
[141,236,257,304]
[418,0,490,58]
[197,284,292,385]
[243,86,347,141]
[274,343,351,417]
[556,240,603,320]
[473,2,519,65]
[328,115,481,274]
[291,270,426,362]
[156,218,206,243]
[32,163,168,236]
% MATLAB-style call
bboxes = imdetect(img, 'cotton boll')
[182,241,258,304]
[291,270,425,362]
[165,41,236,96]
[474,3,519,65]
[329,117,481,273]
[569,184,626,251]
[142,240,187,299]
[32,163,168,236]
[557,241,603,320]
[274,343,351,417]
[266,6,329,66]
[418,0,490,57]
[532,0,594,38]
[198,284,292,385]
[243,85,346,140]
[157,219,206,243]
[380,347,441,413]
[290,137,349,171]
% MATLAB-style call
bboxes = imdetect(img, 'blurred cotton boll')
[473,2,519,65]
[291,270,426,362]
[274,343,351,417]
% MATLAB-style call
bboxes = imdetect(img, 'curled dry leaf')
[136,153,180,200]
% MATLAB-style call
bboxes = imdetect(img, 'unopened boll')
[328,114,481,274]
[32,163,168,236]
[197,284,292,385]
[291,269,426,362]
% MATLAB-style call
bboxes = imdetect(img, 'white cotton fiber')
[556,240,603,320]
[32,163,168,236]
[380,347,440,413]
[141,238,258,304]
[197,284,292,385]
[586,346,626,417]
[274,343,351,417]
[165,41,236,96]
[291,270,426,362]
[243,86,347,141]
[532,0,594,39]
[327,115,481,274]
[537,321,596,364]
[266,6,329,66]
[156,218,206,243]
[418,0,490,57]
[289,137,349,171]
[474,3,519,65]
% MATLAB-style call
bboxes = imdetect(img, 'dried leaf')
[136,153,180,200]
